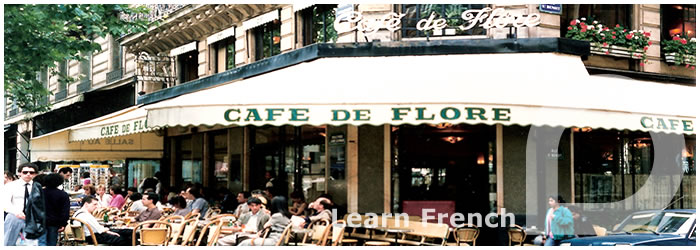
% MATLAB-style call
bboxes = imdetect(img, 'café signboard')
[334,7,542,35]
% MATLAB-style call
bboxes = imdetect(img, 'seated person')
[217,197,270,246]
[72,196,132,246]
[134,192,162,223]
[238,196,292,246]
[184,186,208,220]
[128,193,146,213]
[168,196,191,217]
[233,191,251,218]
[300,197,332,228]
[289,191,308,216]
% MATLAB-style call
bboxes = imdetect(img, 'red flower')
[615,24,620,28]
[570,20,577,26]
[612,31,616,35]
[692,66,696,70]
[568,26,572,30]
[644,32,651,37]
[673,36,681,41]
[644,46,648,51]
[686,64,690,68]
[581,26,588,32]
[605,51,610,55]
[604,27,609,31]
[625,34,633,39]
[603,42,609,47]
[623,29,627,32]
[612,36,616,39]
[681,39,687,45]
[648,41,652,46]
[639,62,645,66]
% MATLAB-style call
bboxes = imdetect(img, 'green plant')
[565,17,651,65]
[661,34,696,68]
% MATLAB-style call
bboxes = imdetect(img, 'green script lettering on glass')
[682,120,693,132]
[332,110,351,121]
[266,108,285,121]
[440,107,460,120]
[245,109,263,121]
[392,107,411,121]
[224,109,241,122]
[465,107,486,121]
[492,108,511,121]
[640,117,653,128]
[353,110,371,121]
[668,119,680,131]
[290,108,310,121]
[416,107,435,120]
[656,118,668,130]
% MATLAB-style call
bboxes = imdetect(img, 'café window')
[254,21,281,61]
[301,5,338,46]
[110,35,122,71]
[562,5,631,36]
[211,37,235,73]
[401,4,487,38]
[662,4,696,39]
[58,60,69,91]
[178,50,199,83]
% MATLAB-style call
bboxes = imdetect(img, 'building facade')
[4,3,695,245]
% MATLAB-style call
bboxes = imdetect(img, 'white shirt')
[129,200,147,212]
[98,194,113,208]
[73,208,107,236]
[244,212,259,232]
[3,179,33,216]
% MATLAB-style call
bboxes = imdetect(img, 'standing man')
[3,163,40,246]
[134,193,162,223]
[57,167,73,191]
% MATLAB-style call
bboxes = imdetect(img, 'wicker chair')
[65,218,100,246]
[195,219,224,246]
[453,223,480,246]
[178,218,200,246]
[507,224,527,246]
[132,220,173,246]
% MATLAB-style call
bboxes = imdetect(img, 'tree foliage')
[4,4,152,113]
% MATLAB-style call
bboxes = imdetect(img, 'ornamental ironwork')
[135,52,176,94]
[122,4,186,23]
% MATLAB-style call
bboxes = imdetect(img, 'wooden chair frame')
[195,219,224,246]
[66,217,99,246]
[179,218,200,246]
[132,220,173,246]
[507,224,527,246]
[300,219,332,246]
[454,223,480,246]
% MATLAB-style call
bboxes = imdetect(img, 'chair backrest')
[301,219,331,244]
[403,220,450,245]
[132,220,173,246]
[160,215,185,223]
[68,217,99,246]
[195,219,224,246]
[593,225,607,236]
[454,224,480,246]
[179,218,200,246]
[507,224,527,246]
[211,213,237,222]
[329,220,347,246]
[204,208,221,219]
[275,223,294,246]
[184,211,200,221]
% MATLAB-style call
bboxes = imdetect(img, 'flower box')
[664,53,696,66]
[590,43,644,59]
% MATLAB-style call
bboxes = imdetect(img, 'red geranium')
[673,36,681,41]
[615,24,620,28]
[570,20,577,26]
[648,41,652,46]
[626,34,633,39]
[681,39,687,45]
[581,25,588,32]
[568,26,572,30]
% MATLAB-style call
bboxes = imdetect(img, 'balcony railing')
[77,78,91,93]
[121,4,187,23]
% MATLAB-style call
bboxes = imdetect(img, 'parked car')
[561,209,696,246]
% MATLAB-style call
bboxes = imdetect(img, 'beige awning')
[29,129,163,162]
[144,53,695,135]
[68,106,151,142]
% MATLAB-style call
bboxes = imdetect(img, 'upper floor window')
[80,52,92,80]
[211,37,235,73]
[662,4,696,39]
[562,5,631,36]
[110,35,122,71]
[401,4,487,38]
[254,20,281,60]
[301,5,338,45]
[58,60,69,91]
[179,50,199,83]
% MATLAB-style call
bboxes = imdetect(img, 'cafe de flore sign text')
[334,7,541,36]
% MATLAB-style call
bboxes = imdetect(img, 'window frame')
[253,20,282,61]
[300,5,339,46]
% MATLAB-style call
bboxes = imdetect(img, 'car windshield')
[617,211,695,234]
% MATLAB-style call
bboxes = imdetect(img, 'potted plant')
[661,34,696,68]
[565,18,651,66]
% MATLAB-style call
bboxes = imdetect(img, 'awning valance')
[68,106,151,142]
[241,10,279,31]
[29,130,163,162]
[144,53,695,135]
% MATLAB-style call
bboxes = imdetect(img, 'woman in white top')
[96,184,112,208]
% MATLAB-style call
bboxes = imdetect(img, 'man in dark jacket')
[39,173,70,246]
[3,163,45,246]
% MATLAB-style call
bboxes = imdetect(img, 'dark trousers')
[94,229,133,246]
[45,226,60,246]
